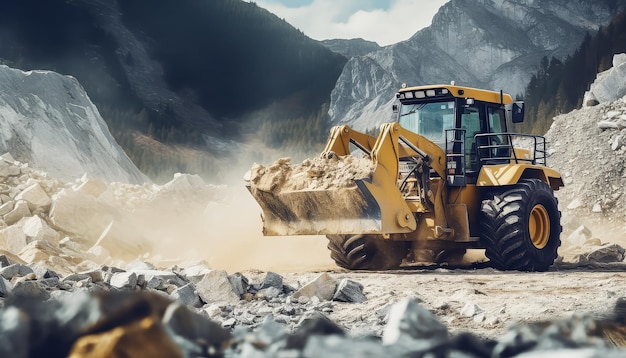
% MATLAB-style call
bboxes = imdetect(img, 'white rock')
[591,203,602,213]
[460,302,484,317]
[14,183,51,211]
[0,202,13,216]
[49,188,113,243]
[606,110,622,119]
[0,226,28,254]
[86,245,110,262]
[587,53,626,104]
[91,220,148,260]
[0,160,20,177]
[597,120,620,129]
[21,216,60,246]
[195,270,239,304]
[566,199,583,210]
[564,225,592,247]
[180,261,212,284]
[160,173,206,193]
[109,271,138,289]
[293,273,337,301]
[18,240,60,263]
[72,179,108,198]
[3,200,30,226]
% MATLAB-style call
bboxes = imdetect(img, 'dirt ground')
[193,184,626,339]
[264,263,626,339]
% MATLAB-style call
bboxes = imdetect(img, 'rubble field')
[0,146,626,356]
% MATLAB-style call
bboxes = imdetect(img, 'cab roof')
[397,84,513,105]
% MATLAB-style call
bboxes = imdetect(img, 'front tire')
[326,234,407,270]
[480,178,561,271]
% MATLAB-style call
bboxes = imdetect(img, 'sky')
[255,0,450,46]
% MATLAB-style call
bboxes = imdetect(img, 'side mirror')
[392,104,399,114]
[506,101,525,123]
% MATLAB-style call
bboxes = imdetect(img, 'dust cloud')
[136,175,335,273]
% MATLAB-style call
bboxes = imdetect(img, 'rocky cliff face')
[0,65,148,184]
[330,0,626,131]
[321,38,381,58]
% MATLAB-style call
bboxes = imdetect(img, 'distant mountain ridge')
[321,38,382,58]
[329,0,626,131]
[0,0,346,179]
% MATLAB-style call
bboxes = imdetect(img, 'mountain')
[0,65,148,184]
[518,9,626,134]
[0,0,346,179]
[321,39,382,58]
[329,0,626,131]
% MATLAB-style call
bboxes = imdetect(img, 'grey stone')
[62,273,92,283]
[0,306,29,358]
[221,317,236,329]
[0,276,12,297]
[257,287,282,301]
[585,243,625,263]
[303,335,390,358]
[288,312,344,350]
[260,271,283,290]
[77,268,103,283]
[0,264,34,280]
[332,279,367,303]
[382,298,448,345]
[109,271,137,289]
[29,262,59,280]
[0,254,16,268]
[227,272,249,296]
[12,280,50,301]
[161,302,230,356]
[196,270,240,304]
[130,269,186,288]
[171,283,202,307]
[293,273,337,301]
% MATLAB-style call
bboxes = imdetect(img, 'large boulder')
[584,53,626,106]
[0,65,148,184]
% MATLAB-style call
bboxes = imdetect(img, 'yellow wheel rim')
[529,204,550,249]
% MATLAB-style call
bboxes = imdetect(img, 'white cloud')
[256,0,449,46]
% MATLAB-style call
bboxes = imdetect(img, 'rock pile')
[0,153,225,274]
[246,155,375,192]
[1,263,625,358]
[546,87,626,237]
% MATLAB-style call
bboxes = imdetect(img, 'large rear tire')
[480,178,561,271]
[326,234,407,270]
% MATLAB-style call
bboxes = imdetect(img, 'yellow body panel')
[477,164,564,190]
[398,84,513,104]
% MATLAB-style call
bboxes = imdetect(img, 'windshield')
[398,101,455,147]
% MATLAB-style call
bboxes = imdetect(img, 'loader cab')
[396,85,514,185]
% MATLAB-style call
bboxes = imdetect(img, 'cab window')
[398,101,454,148]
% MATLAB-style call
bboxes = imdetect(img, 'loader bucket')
[247,178,382,236]
[245,155,417,236]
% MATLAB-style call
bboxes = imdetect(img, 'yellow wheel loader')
[246,84,564,272]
